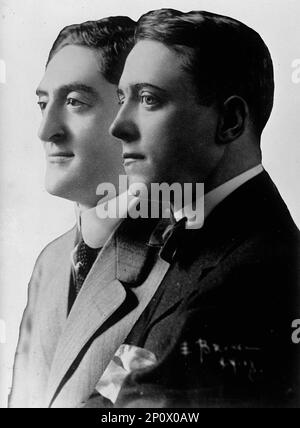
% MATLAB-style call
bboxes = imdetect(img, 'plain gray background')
[0,0,299,407]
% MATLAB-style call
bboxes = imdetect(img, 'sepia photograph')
[0,0,299,409]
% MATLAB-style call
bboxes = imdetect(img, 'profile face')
[37,45,123,208]
[110,40,222,188]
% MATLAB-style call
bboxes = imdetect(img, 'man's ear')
[217,96,249,143]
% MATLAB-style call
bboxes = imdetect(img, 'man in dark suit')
[106,9,300,407]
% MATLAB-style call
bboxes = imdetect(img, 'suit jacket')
[114,172,300,408]
[9,217,170,408]
[10,172,300,408]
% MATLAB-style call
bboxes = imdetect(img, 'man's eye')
[66,98,85,107]
[140,94,159,107]
[37,101,47,111]
[117,95,126,106]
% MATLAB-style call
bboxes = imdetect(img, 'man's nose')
[109,104,139,143]
[38,103,65,143]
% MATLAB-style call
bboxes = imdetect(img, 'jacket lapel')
[46,218,170,407]
[143,220,245,333]
[45,228,125,405]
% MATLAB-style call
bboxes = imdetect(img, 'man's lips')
[122,153,145,166]
[47,152,74,163]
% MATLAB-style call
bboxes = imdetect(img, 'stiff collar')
[75,191,140,249]
[174,164,264,229]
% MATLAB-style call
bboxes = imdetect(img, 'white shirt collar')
[174,164,264,229]
[77,191,140,249]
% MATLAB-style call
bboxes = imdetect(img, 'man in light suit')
[9,16,168,408]
[106,9,300,407]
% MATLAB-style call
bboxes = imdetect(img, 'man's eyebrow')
[117,83,168,94]
[134,83,167,93]
[36,88,47,96]
[36,83,98,98]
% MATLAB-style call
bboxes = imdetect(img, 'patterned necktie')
[73,238,100,295]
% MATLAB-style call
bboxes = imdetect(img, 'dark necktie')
[148,216,188,263]
[73,238,100,295]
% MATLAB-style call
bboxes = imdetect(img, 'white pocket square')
[95,344,157,403]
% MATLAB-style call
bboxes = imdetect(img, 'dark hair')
[135,9,274,134]
[47,16,136,85]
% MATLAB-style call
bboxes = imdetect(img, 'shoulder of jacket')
[35,225,77,266]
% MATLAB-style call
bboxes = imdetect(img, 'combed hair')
[135,9,274,133]
[47,16,136,85]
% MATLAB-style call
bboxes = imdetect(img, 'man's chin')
[128,173,150,188]
[45,178,97,208]
[45,179,75,201]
